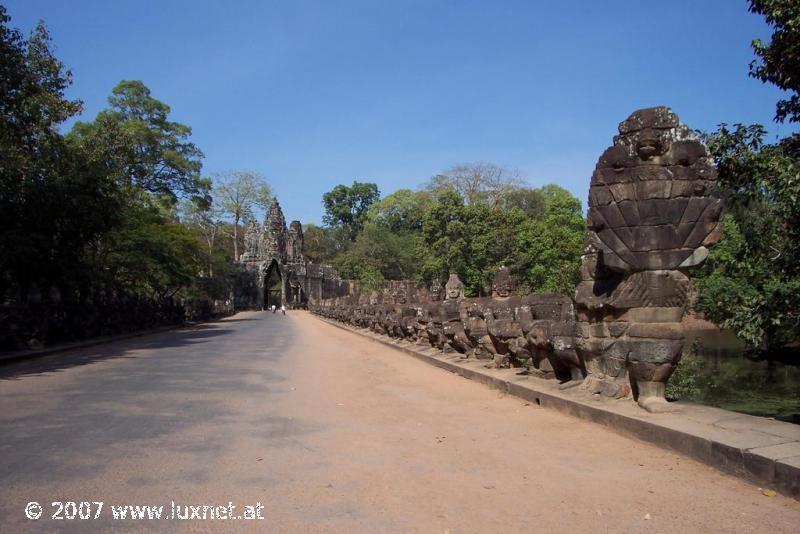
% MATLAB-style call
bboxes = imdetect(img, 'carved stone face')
[445,274,464,300]
[394,286,407,304]
[491,266,513,298]
[587,106,723,273]
[429,280,443,301]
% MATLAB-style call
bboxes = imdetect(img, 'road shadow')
[0,312,295,486]
[0,323,235,380]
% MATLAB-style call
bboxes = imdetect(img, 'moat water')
[681,329,800,424]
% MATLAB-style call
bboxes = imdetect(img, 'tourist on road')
[281,304,286,315]
[271,304,276,314]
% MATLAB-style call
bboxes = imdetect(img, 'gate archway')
[263,259,283,310]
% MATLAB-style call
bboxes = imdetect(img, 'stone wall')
[0,294,233,351]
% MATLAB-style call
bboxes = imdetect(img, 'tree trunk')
[207,231,215,277]
[233,214,239,261]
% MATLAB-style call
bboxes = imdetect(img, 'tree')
[366,189,432,232]
[332,222,417,284]
[69,80,209,205]
[426,162,524,206]
[513,185,585,294]
[100,196,204,300]
[749,0,800,123]
[498,187,546,218]
[322,181,380,240]
[695,125,800,352]
[685,3,800,355]
[416,190,526,295]
[0,8,115,301]
[181,199,221,277]
[213,171,272,260]
[302,224,338,264]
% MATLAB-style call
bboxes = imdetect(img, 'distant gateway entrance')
[264,260,282,310]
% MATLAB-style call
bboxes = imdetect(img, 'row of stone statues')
[311,107,725,413]
[310,270,585,391]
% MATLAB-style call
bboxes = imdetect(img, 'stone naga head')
[445,273,465,301]
[491,266,513,298]
[587,106,724,274]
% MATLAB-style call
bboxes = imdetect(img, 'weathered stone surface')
[236,199,349,310]
[576,107,724,412]
[627,323,684,339]
[775,456,800,497]
[586,107,722,273]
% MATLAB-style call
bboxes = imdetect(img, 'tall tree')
[426,162,524,207]
[0,8,115,301]
[688,2,800,354]
[69,80,209,205]
[213,170,272,261]
[332,222,418,284]
[513,185,585,294]
[749,0,800,123]
[181,200,222,277]
[416,190,526,295]
[302,224,338,264]
[696,125,800,352]
[366,189,432,233]
[322,181,380,241]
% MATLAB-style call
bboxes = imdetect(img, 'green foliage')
[749,0,800,123]
[513,185,585,294]
[301,224,339,264]
[323,180,585,298]
[417,186,584,296]
[322,181,380,240]
[696,124,800,353]
[100,196,204,300]
[366,189,432,232]
[212,170,272,260]
[332,222,417,283]
[0,7,109,299]
[498,187,546,218]
[665,341,705,401]
[69,80,208,205]
[690,7,800,355]
[0,11,234,349]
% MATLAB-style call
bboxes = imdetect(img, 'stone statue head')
[491,265,513,298]
[429,279,444,301]
[393,283,408,304]
[587,106,723,274]
[445,273,465,301]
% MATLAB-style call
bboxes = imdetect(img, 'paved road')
[1,311,798,532]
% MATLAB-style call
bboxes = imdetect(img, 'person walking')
[281,304,286,315]
[271,304,276,314]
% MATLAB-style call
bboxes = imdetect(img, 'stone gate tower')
[235,199,348,309]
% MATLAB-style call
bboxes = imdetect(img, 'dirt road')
[1,310,798,532]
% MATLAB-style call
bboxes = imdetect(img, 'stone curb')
[313,315,800,500]
[0,316,228,366]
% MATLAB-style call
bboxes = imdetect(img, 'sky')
[4,0,796,224]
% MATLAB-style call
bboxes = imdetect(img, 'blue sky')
[5,0,795,224]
